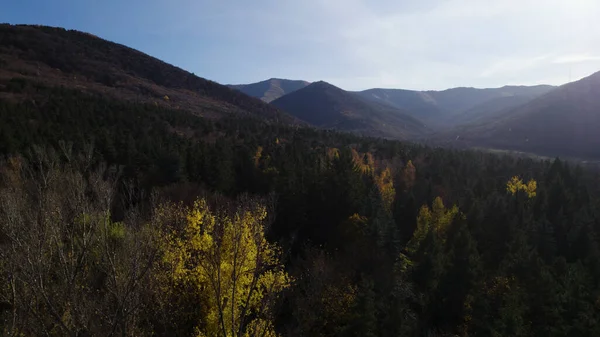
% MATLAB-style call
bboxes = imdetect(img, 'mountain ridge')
[430,70,600,159]
[229,78,310,102]
[231,77,556,130]
[357,85,556,127]
[0,24,299,124]
[271,81,428,139]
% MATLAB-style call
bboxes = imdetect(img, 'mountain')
[432,71,600,159]
[229,78,310,102]
[357,88,442,119]
[0,24,297,123]
[357,85,555,127]
[271,81,427,139]
[428,85,555,115]
[450,94,546,126]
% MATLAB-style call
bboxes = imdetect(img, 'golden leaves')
[349,148,396,210]
[351,148,374,174]
[158,198,291,337]
[407,197,459,254]
[507,176,537,198]
[326,147,340,160]
[375,167,395,211]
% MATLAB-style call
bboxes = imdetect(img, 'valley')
[233,72,600,160]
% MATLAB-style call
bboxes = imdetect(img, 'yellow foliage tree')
[407,197,459,254]
[375,167,396,211]
[160,199,291,337]
[347,148,396,210]
[507,176,537,198]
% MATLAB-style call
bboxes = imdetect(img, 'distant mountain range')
[432,71,600,159]
[271,81,427,139]
[228,78,310,102]
[234,78,555,131]
[356,85,556,128]
[233,74,600,159]
[3,24,600,160]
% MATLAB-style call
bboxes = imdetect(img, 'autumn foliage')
[507,176,537,198]
[158,199,291,337]
[1,79,600,336]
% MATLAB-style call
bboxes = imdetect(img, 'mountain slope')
[272,81,427,139]
[430,85,555,115]
[433,71,600,159]
[0,24,297,123]
[357,88,442,119]
[229,78,310,102]
[357,85,555,127]
[450,94,545,125]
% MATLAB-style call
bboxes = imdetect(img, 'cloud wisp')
[199,0,600,90]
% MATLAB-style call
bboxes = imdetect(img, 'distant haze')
[4,0,600,90]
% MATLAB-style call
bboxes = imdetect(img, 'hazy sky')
[4,0,600,90]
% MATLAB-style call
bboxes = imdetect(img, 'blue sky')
[4,0,600,90]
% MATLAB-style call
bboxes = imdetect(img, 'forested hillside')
[1,75,600,336]
[0,24,296,123]
[433,71,600,159]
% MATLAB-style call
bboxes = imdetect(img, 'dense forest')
[1,78,600,336]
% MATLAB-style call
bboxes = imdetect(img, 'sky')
[4,0,600,90]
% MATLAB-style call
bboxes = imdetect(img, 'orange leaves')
[326,147,340,160]
[351,148,374,174]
